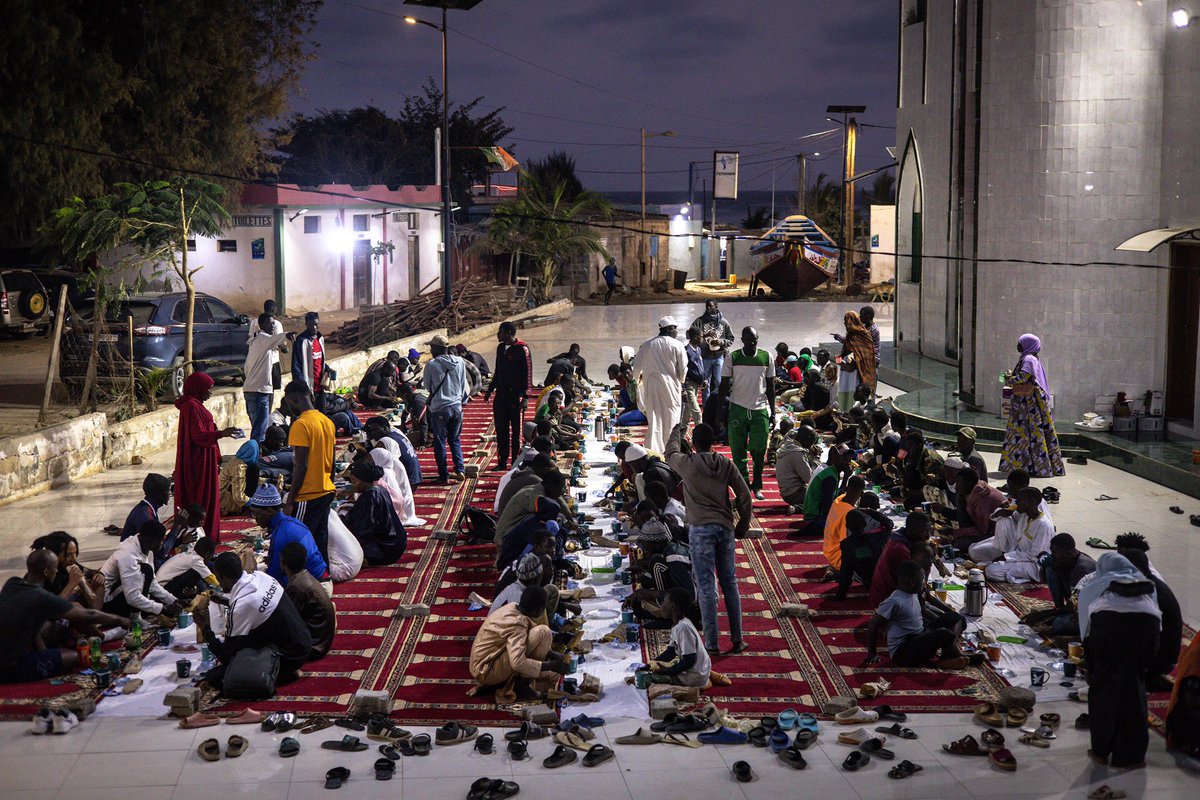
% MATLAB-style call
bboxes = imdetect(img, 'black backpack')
[459,506,497,543]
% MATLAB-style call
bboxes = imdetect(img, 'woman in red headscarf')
[174,372,239,543]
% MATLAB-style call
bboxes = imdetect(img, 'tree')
[806,173,843,241]
[741,206,771,229]
[523,151,584,205]
[489,171,612,303]
[861,171,896,206]
[275,83,514,218]
[0,0,320,247]
[41,179,231,406]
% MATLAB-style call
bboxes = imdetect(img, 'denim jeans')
[430,403,464,479]
[688,523,743,651]
[701,356,724,397]
[244,391,272,442]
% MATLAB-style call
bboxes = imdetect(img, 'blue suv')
[60,292,251,397]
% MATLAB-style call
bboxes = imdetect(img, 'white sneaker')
[51,708,78,735]
[31,706,52,735]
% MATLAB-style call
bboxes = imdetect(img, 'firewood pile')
[328,281,517,349]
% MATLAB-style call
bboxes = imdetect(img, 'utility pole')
[826,104,866,288]
[796,154,807,216]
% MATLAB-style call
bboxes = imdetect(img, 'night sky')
[299,0,899,193]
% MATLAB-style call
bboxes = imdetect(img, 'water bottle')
[963,569,986,616]
[130,613,143,650]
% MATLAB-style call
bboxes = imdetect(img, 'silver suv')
[0,269,51,337]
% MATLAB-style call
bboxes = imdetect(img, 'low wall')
[0,300,572,507]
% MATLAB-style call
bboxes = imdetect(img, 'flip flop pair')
[197,735,248,761]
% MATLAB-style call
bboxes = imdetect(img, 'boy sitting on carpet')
[645,587,711,688]
[864,560,974,670]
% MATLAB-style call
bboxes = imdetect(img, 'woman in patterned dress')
[1000,333,1065,477]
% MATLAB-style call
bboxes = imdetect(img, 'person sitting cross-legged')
[968,487,1054,583]
[195,552,313,689]
[645,587,712,688]
[468,584,570,704]
[100,520,184,618]
[249,484,330,588]
[630,519,697,628]
[864,560,975,670]
[338,460,407,567]
[823,475,866,578]
[833,509,890,601]
[281,541,336,662]
[156,536,219,600]
[0,549,130,684]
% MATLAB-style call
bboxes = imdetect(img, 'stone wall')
[0,300,573,507]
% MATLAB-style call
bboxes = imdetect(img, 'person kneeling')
[195,553,313,690]
[468,585,568,704]
[645,587,711,688]
[281,542,336,662]
[865,560,975,670]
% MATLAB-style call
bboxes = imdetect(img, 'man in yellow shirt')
[282,381,336,561]
[823,474,866,574]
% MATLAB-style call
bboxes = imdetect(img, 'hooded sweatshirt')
[690,311,735,360]
[665,422,752,529]
[775,437,819,499]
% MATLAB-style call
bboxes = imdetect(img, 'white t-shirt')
[244,330,290,394]
[721,348,772,411]
[157,551,213,584]
[670,618,711,680]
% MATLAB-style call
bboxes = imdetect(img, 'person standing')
[832,310,878,396]
[174,372,239,544]
[665,421,752,656]
[602,259,619,305]
[634,316,688,454]
[291,311,326,393]
[681,327,706,428]
[423,334,470,483]
[1079,553,1161,769]
[691,300,735,397]
[719,325,775,500]
[485,321,533,471]
[282,380,337,562]
[243,314,293,442]
[1001,333,1065,477]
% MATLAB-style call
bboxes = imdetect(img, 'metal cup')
[622,609,635,624]
[620,569,632,585]
[634,671,651,690]
[107,653,122,672]
[625,623,640,643]
[176,659,191,679]
[611,553,623,569]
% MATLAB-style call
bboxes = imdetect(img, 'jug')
[963,568,986,616]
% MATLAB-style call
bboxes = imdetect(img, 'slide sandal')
[543,744,578,769]
[1085,537,1116,550]
[321,735,368,752]
[225,735,249,758]
[197,738,220,762]
[582,743,615,767]
[373,758,395,781]
[324,767,350,790]
[279,738,300,758]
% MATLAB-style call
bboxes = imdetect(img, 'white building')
[895,0,1200,435]
[152,184,442,314]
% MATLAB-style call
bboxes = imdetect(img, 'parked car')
[60,292,251,397]
[25,266,92,311]
[0,268,52,337]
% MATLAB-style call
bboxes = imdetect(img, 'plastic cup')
[986,643,1002,662]
[1063,662,1078,678]
[1067,641,1084,660]
[157,628,172,647]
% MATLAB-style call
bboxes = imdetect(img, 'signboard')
[233,215,273,228]
[251,238,265,260]
[713,151,739,199]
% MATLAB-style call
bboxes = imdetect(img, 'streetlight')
[826,104,865,287]
[404,0,485,309]
[640,128,675,287]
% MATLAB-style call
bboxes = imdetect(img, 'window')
[186,239,197,251]
[203,298,239,324]
[217,240,237,253]
[352,214,370,232]
[392,211,418,228]
[172,300,213,324]
[304,215,320,234]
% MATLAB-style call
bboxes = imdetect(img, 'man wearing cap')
[631,519,697,627]
[690,299,735,397]
[422,334,470,482]
[249,484,330,587]
[490,551,550,619]
[634,316,688,454]
[291,311,327,393]
[956,427,989,483]
[485,321,534,471]
[719,325,775,500]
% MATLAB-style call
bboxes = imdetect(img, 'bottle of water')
[130,613,143,650]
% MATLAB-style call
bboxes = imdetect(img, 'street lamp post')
[826,104,865,287]
[640,128,675,287]
[405,0,484,309]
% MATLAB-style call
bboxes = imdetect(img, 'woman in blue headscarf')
[1079,553,1161,769]
[1000,333,1065,477]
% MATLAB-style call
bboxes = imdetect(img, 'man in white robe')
[968,487,1054,583]
[634,316,688,454]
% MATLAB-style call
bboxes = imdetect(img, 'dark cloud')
[297,0,898,191]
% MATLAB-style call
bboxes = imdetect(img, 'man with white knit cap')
[634,315,688,454]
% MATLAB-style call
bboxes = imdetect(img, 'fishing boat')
[747,215,839,299]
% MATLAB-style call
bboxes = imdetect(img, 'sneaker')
[753,490,766,501]
[31,706,52,735]
[52,708,79,735]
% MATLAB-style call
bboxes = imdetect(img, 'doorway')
[408,235,421,298]
[1166,243,1200,421]
[352,239,372,306]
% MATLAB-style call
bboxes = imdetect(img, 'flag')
[480,146,519,172]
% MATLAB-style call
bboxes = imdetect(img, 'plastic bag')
[326,508,363,582]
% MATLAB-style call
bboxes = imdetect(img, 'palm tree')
[487,170,612,303]
[806,172,843,241]
[523,151,584,204]
[861,172,896,206]
[741,205,771,229]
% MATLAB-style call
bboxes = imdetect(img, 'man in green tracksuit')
[719,326,775,500]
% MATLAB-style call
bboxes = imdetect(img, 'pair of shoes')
[469,778,520,799]
[198,735,248,761]
[32,707,77,735]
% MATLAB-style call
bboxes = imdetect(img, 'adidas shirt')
[722,347,772,410]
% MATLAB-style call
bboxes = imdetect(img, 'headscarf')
[350,459,384,482]
[1077,552,1159,638]
[842,311,877,392]
[1014,333,1051,396]
[176,372,214,409]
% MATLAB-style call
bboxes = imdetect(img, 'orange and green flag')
[480,146,519,172]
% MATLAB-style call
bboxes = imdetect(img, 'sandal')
[943,734,988,756]
[474,733,495,755]
[543,744,577,769]
[321,735,368,752]
[197,738,221,762]
[874,704,907,722]
[614,727,662,745]
[582,743,615,767]
[980,728,1005,750]
[989,747,1018,772]
[1088,786,1128,800]
[506,740,529,761]
[378,743,400,760]
[731,760,754,783]
[324,767,350,790]
[1086,537,1116,550]
[1005,707,1028,728]
[793,729,817,750]
[410,733,432,755]
[859,737,895,760]
[888,760,923,779]
[180,712,221,730]
[1039,712,1061,730]
[373,757,395,781]
[777,708,799,730]
[842,751,870,771]
[779,743,808,770]
[299,716,333,735]
[225,735,248,758]
[279,737,300,758]
[747,726,769,747]
[662,733,703,748]
[505,722,547,741]
[225,708,265,725]
[1018,733,1050,749]
[467,778,519,800]
[973,702,1003,727]
[875,723,917,739]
